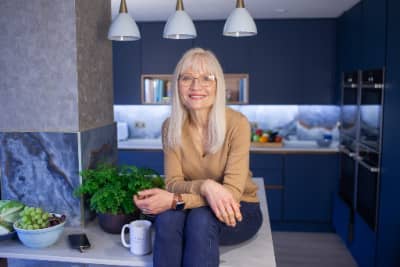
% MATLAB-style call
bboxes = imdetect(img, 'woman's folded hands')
[200,179,242,227]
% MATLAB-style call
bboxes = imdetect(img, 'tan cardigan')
[162,107,259,209]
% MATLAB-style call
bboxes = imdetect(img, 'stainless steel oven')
[341,71,360,140]
[356,143,380,231]
[359,69,384,151]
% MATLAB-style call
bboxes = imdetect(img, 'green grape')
[41,222,48,228]
[42,213,49,220]
[37,218,43,224]
[27,225,33,230]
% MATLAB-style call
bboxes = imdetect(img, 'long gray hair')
[166,48,226,154]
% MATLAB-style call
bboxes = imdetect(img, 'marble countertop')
[118,138,339,153]
[0,178,275,267]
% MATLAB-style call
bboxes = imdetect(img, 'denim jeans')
[153,202,263,267]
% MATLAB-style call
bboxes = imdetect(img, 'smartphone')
[68,233,91,253]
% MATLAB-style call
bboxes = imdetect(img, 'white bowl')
[14,213,66,248]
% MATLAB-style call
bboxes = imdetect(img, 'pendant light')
[223,0,257,37]
[108,0,141,41]
[163,0,197,39]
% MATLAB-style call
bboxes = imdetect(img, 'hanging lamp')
[108,0,141,41]
[163,0,197,39]
[223,0,257,37]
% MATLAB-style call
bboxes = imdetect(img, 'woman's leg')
[183,207,220,267]
[219,202,263,245]
[153,210,187,267]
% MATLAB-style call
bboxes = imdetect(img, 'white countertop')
[118,138,339,153]
[0,178,276,267]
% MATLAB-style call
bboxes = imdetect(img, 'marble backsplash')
[114,105,340,141]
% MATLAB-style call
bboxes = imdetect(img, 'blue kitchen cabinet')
[348,213,376,267]
[340,3,362,72]
[361,0,386,69]
[333,194,351,244]
[193,21,252,73]
[249,19,336,104]
[284,154,339,223]
[112,40,142,104]
[375,0,400,266]
[118,150,164,174]
[141,23,192,74]
[250,153,284,222]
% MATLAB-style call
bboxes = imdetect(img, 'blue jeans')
[153,202,263,267]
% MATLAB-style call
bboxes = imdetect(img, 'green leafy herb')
[74,164,164,215]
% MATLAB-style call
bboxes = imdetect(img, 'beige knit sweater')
[162,107,259,209]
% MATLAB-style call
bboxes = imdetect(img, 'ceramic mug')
[120,220,152,255]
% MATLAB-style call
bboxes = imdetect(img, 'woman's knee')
[184,207,219,239]
[155,210,186,237]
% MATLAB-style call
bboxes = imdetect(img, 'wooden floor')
[272,232,357,267]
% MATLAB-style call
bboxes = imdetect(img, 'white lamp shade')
[163,10,197,39]
[108,13,141,41]
[223,8,257,37]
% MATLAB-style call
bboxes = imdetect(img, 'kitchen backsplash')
[114,105,340,141]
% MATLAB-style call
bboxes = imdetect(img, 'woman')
[134,48,262,267]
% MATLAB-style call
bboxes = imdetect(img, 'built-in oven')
[359,69,384,152]
[341,71,360,140]
[339,146,357,207]
[356,144,380,231]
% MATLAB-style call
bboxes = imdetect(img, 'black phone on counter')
[68,233,91,253]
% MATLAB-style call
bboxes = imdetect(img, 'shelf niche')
[141,74,249,105]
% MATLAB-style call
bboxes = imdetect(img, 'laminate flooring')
[272,232,358,267]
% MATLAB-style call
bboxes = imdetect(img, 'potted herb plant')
[75,164,164,234]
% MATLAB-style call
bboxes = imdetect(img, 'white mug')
[121,220,152,255]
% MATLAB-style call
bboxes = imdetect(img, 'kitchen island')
[0,179,275,267]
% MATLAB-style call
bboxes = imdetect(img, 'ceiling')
[111,0,360,22]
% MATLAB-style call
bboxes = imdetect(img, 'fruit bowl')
[14,213,66,248]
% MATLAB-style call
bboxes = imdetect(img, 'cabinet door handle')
[340,146,356,158]
[358,160,379,173]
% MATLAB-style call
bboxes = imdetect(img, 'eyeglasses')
[178,73,216,87]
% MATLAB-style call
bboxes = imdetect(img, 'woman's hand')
[200,180,242,227]
[133,188,174,215]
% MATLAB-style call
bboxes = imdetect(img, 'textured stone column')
[0,0,116,232]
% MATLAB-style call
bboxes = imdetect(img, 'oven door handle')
[358,158,380,173]
[339,145,356,158]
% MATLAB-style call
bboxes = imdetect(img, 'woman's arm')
[221,114,251,202]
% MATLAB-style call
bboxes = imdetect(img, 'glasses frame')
[178,73,217,87]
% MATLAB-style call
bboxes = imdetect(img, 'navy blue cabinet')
[250,154,284,222]
[340,3,362,72]
[193,21,252,73]
[375,0,400,266]
[361,0,387,69]
[248,19,336,104]
[118,150,164,174]
[112,41,142,104]
[284,154,339,223]
[141,23,192,74]
[113,20,336,105]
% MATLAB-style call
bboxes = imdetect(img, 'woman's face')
[178,68,217,112]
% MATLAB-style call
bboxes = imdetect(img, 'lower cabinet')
[118,150,164,174]
[284,154,339,223]
[251,153,339,231]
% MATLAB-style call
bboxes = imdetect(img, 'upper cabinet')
[193,21,252,73]
[141,23,193,74]
[113,40,142,104]
[249,20,336,104]
[113,19,337,105]
[361,0,387,69]
[338,0,387,72]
